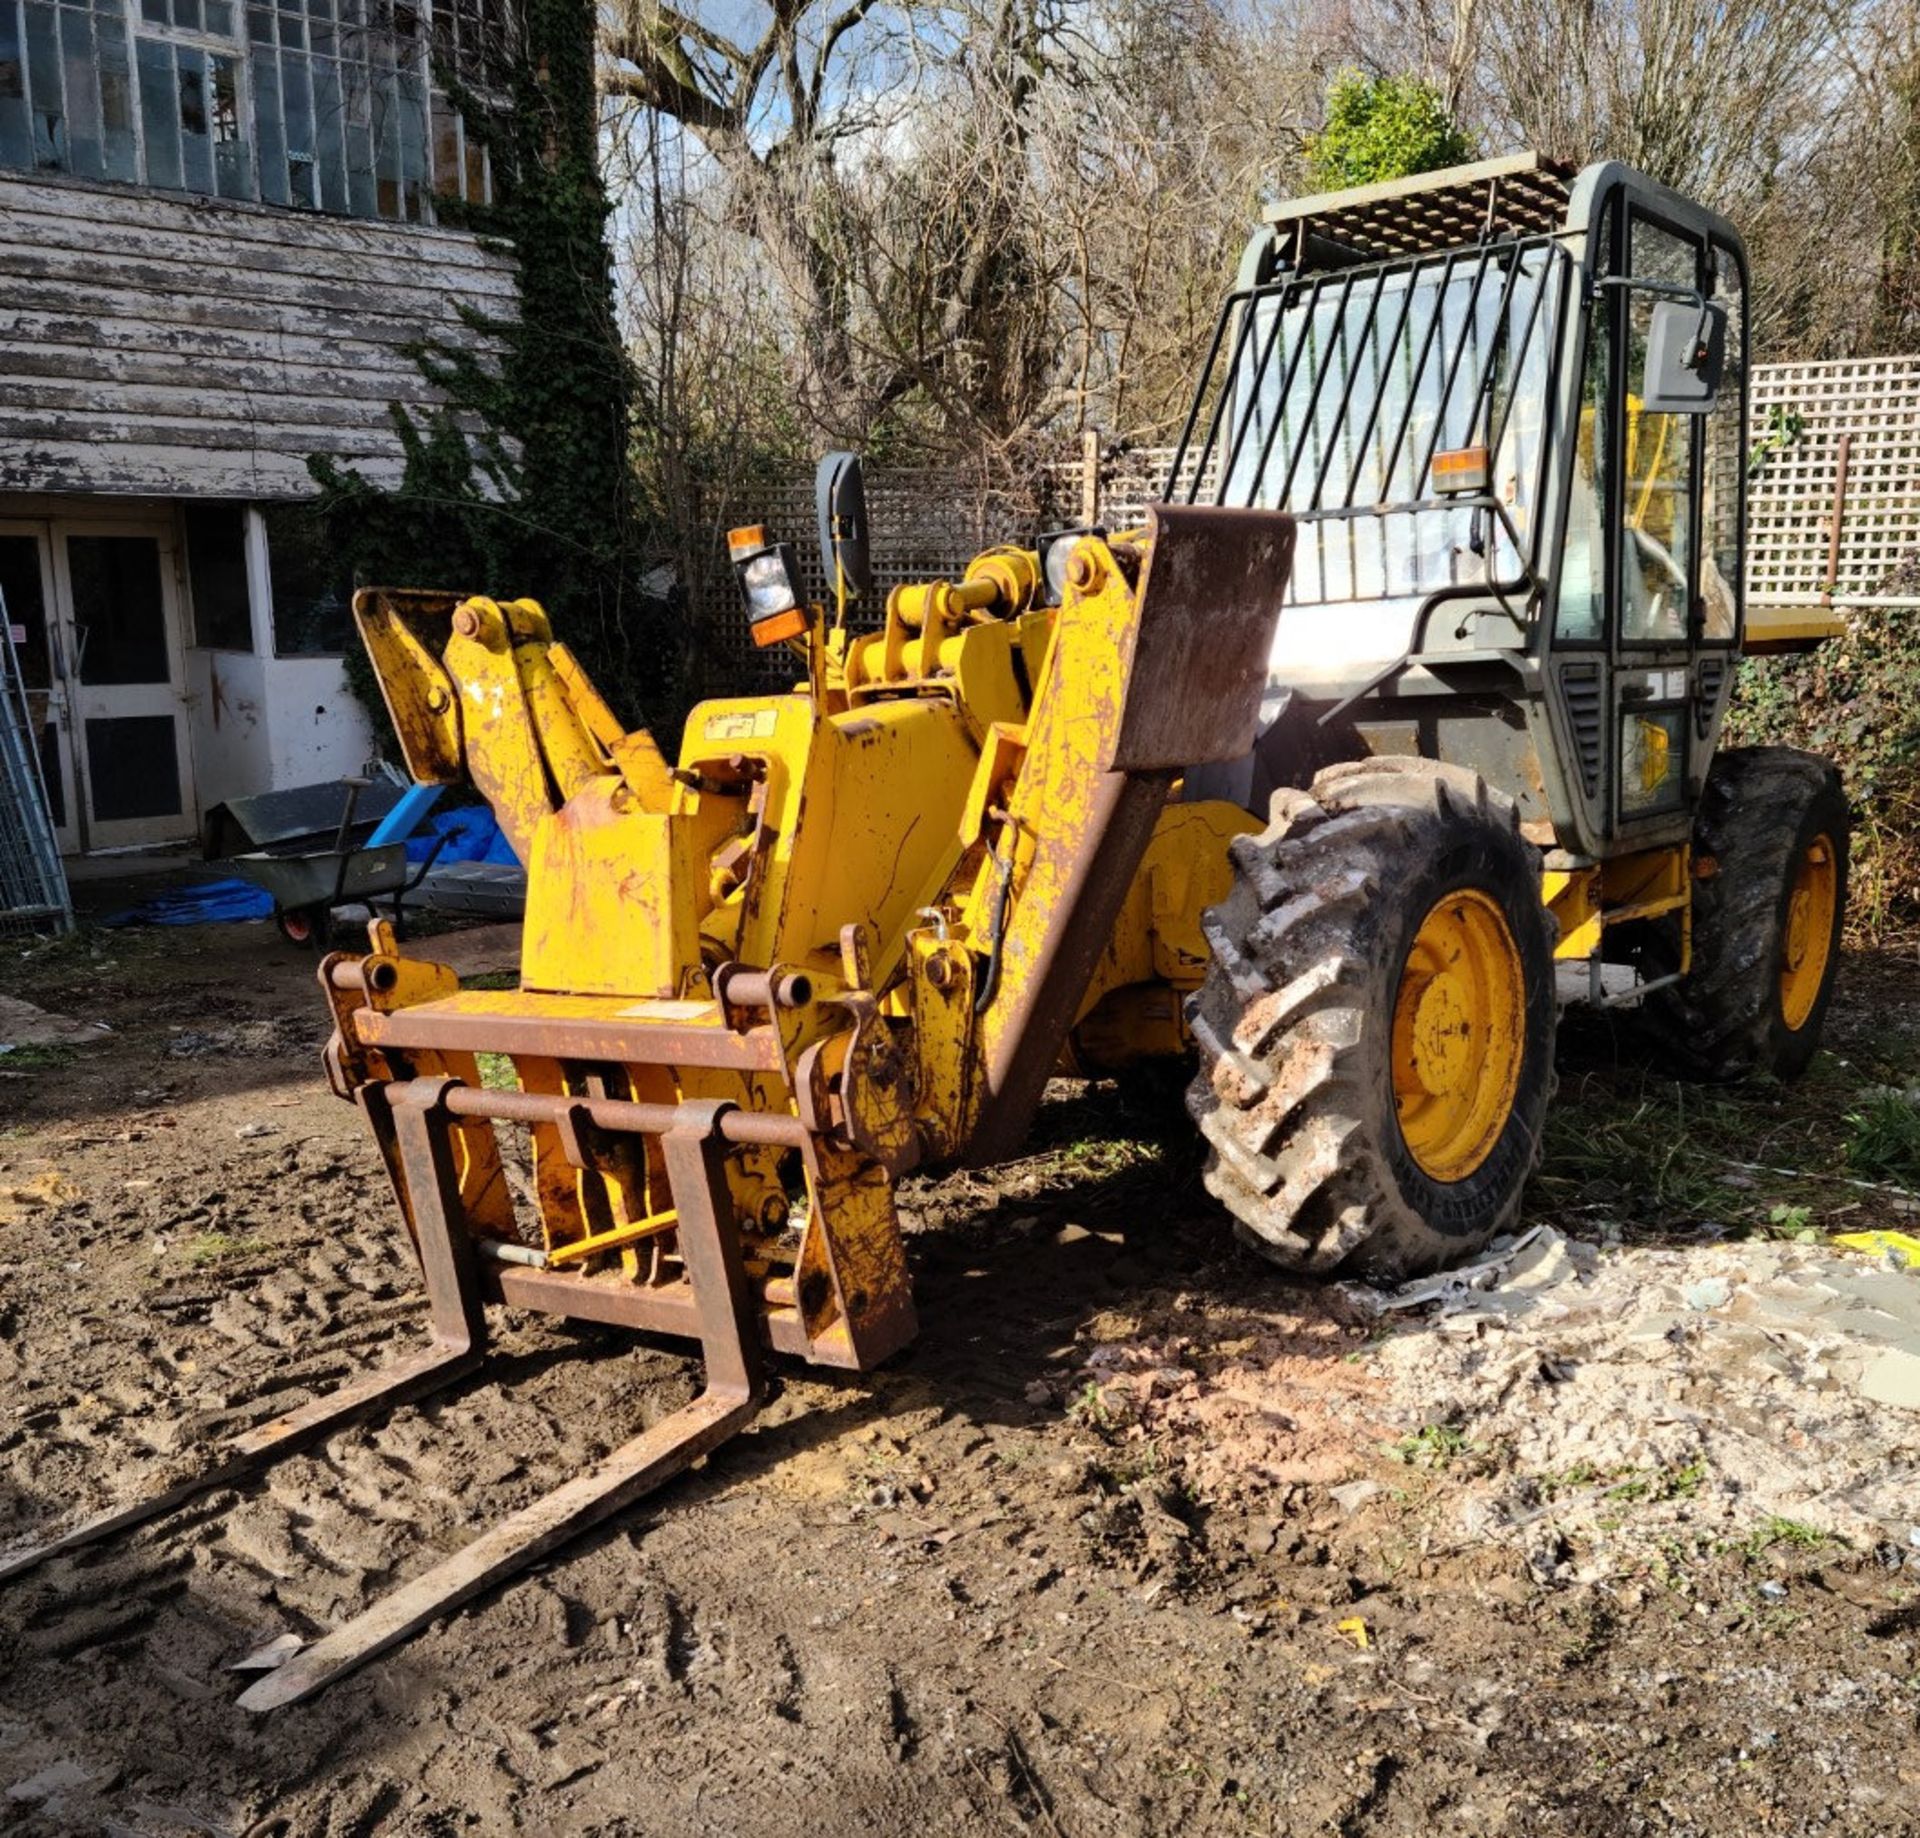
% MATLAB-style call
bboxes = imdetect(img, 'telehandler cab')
[1,153,1848,1707]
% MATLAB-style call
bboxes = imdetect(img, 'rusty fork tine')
[238,1101,766,1713]
[0,1088,488,1587]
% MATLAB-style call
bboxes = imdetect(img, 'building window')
[184,503,252,649]
[0,0,502,221]
[261,502,353,655]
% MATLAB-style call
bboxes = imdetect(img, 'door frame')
[47,516,199,852]
[0,520,81,854]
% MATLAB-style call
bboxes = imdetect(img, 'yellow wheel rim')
[1780,833,1838,1032]
[1391,889,1526,1183]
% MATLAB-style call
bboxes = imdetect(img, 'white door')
[47,522,198,851]
[0,525,80,853]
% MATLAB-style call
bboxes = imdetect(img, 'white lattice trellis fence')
[1748,357,1920,610]
[698,356,1920,684]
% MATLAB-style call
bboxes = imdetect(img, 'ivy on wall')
[308,0,671,734]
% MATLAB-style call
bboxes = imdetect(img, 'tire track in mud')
[3,1155,711,1699]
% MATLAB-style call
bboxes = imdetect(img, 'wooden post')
[1081,428,1100,528]
[1823,431,1852,597]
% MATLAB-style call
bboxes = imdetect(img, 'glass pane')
[249,43,284,200]
[429,87,455,197]
[57,3,100,177]
[95,7,134,179]
[135,34,180,186]
[176,46,213,192]
[463,117,484,203]
[0,534,51,690]
[280,43,313,203]
[66,535,169,685]
[1702,245,1745,643]
[1557,294,1609,642]
[86,714,181,821]
[1622,219,1702,645]
[372,36,398,216]
[173,0,198,27]
[140,0,165,23]
[1620,709,1686,816]
[0,0,35,172]
[310,50,345,209]
[396,57,423,217]
[24,1,65,168]
[263,504,352,654]
[185,505,252,649]
[210,50,249,196]
[204,0,231,31]
[342,52,371,213]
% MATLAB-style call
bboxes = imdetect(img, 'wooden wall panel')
[0,171,514,498]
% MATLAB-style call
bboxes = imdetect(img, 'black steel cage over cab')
[1164,152,1754,860]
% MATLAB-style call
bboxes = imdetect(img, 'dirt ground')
[2,905,1920,1837]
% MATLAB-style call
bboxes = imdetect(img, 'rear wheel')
[1639,747,1848,1080]
[275,904,328,951]
[1185,758,1557,1279]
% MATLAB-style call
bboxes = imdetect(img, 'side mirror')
[815,452,872,602]
[1641,297,1728,414]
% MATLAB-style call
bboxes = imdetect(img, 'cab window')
[1620,217,1703,646]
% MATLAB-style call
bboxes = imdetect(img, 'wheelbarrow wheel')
[275,904,331,952]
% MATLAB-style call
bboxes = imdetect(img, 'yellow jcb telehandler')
[1,153,1848,1707]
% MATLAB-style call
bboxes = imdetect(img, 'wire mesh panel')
[0,586,73,939]
[690,465,1064,693]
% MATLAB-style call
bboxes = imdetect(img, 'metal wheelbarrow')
[204,773,451,950]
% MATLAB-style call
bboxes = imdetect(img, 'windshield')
[1171,238,1571,614]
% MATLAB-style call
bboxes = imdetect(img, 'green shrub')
[1306,73,1473,191]
[1725,562,1920,940]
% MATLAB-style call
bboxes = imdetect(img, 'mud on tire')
[1637,746,1848,1082]
[1184,757,1557,1280]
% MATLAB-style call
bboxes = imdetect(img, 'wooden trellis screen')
[699,357,1920,684]
[1747,356,1920,611]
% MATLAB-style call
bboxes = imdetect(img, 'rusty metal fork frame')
[235,1086,766,1710]
[0,1082,489,1588]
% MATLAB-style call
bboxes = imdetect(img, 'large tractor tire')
[1185,757,1557,1279]
[1639,747,1848,1081]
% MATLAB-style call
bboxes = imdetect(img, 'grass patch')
[1532,1010,1920,1244]
[1384,1423,1474,1469]
[1068,1379,1117,1432]
[463,971,518,992]
[1604,1459,1706,1505]
[1741,1514,1835,1558]
[475,1051,519,1091]
[185,1231,271,1266]
[0,1043,81,1073]
[1844,1092,1920,1188]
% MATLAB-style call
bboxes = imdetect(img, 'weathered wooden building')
[0,0,513,852]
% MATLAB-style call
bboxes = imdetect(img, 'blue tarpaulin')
[407,805,517,866]
[106,802,516,926]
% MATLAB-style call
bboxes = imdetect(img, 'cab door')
[1608,210,1745,843]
